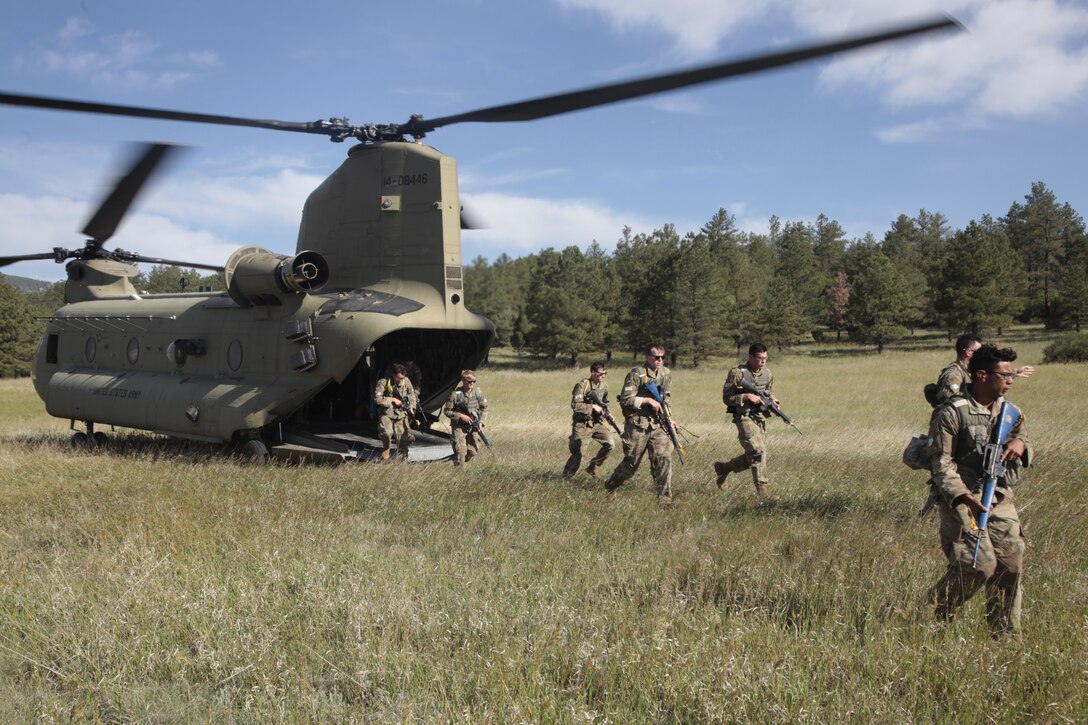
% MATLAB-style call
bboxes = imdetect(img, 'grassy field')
[1,334,1086,722]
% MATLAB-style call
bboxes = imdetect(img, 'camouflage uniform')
[374,375,416,460]
[935,359,970,404]
[926,388,1031,637]
[603,365,673,499]
[442,383,489,464]
[717,361,774,496]
[562,377,615,478]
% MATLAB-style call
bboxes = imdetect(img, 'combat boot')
[380,448,391,461]
[754,483,780,502]
[585,462,599,479]
[713,461,731,490]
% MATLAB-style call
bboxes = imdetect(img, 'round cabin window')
[85,337,96,362]
[228,340,243,371]
[127,337,140,364]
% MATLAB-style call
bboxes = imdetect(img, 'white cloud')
[152,168,324,235]
[460,192,665,259]
[0,191,239,281]
[557,0,1088,137]
[558,0,765,57]
[13,19,221,90]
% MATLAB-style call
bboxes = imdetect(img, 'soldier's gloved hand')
[1001,438,1026,463]
[955,493,990,519]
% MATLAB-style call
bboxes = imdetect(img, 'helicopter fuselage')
[30,141,495,457]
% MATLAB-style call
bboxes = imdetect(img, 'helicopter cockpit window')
[228,340,243,371]
[127,338,140,365]
[85,337,96,363]
[46,335,58,364]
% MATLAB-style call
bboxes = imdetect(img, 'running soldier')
[442,370,489,465]
[925,344,1031,638]
[562,362,616,479]
[713,342,780,501]
[603,344,674,504]
[373,363,416,461]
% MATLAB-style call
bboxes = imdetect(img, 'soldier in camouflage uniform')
[603,344,674,504]
[373,363,417,461]
[713,343,780,501]
[562,361,616,479]
[933,333,1033,405]
[934,334,983,404]
[925,344,1031,638]
[442,370,489,465]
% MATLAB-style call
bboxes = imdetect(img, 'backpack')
[902,435,932,470]
[923,382,940,408]
[903,396,969,471]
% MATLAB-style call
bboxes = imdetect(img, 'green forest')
[2,181,1084,375]
[464,181,1087,365]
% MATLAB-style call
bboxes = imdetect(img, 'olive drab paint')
[30,142,495,459]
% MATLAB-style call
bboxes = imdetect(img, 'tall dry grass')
[1,336,1086,722]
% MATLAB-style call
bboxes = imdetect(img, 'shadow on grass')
[2,432,251,465]
[713,490,857,519]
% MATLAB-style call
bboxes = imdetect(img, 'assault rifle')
[469,409,495,455]
[972,401,1022,569]
[586,388,623,437]
[452,396,494,456]
[644,380,685,464]
[738,378,803,435]
[390,386,427,428]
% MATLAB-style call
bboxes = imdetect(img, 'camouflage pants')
[450,425,482,464]
[604,418,672,497]
[926,496,1024,637]
[722,415,768,486]
[563,420,615,477]
[378,415,411,459]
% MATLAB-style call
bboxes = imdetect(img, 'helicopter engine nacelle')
[224,246,330,307]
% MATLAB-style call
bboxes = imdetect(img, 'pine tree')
[1055,231,1088,331]
[847,249,916,353]
[746,275,810,350]
[825,271,851,341]
[774,221,822,326]
[934,220,1026,335]
[524,247,611,366]
[0,280,40,377]
[672,233,731,367]
[1003,182,1082,320]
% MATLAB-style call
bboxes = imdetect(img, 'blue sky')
[1,0,1086,282]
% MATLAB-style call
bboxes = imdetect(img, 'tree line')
[1,182,1083,376]
[465,181,1087,365]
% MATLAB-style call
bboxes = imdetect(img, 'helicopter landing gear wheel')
[71,431,90,448]
[92,431,108,448]
[240,439,270,465]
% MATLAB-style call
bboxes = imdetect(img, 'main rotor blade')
[81,143,178,249]
[0,91,325,135]
[409,14,961,133]
[0,252,60,268]
[111,250,224,273]
[460,205,487,231]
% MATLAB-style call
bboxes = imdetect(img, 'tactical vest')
[942,395,1023,491]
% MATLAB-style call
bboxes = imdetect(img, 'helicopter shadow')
[1,432,258,466]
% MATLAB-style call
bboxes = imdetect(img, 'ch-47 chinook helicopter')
[0,15,959,463]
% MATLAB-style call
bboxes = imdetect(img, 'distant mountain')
[1,273,56,294]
